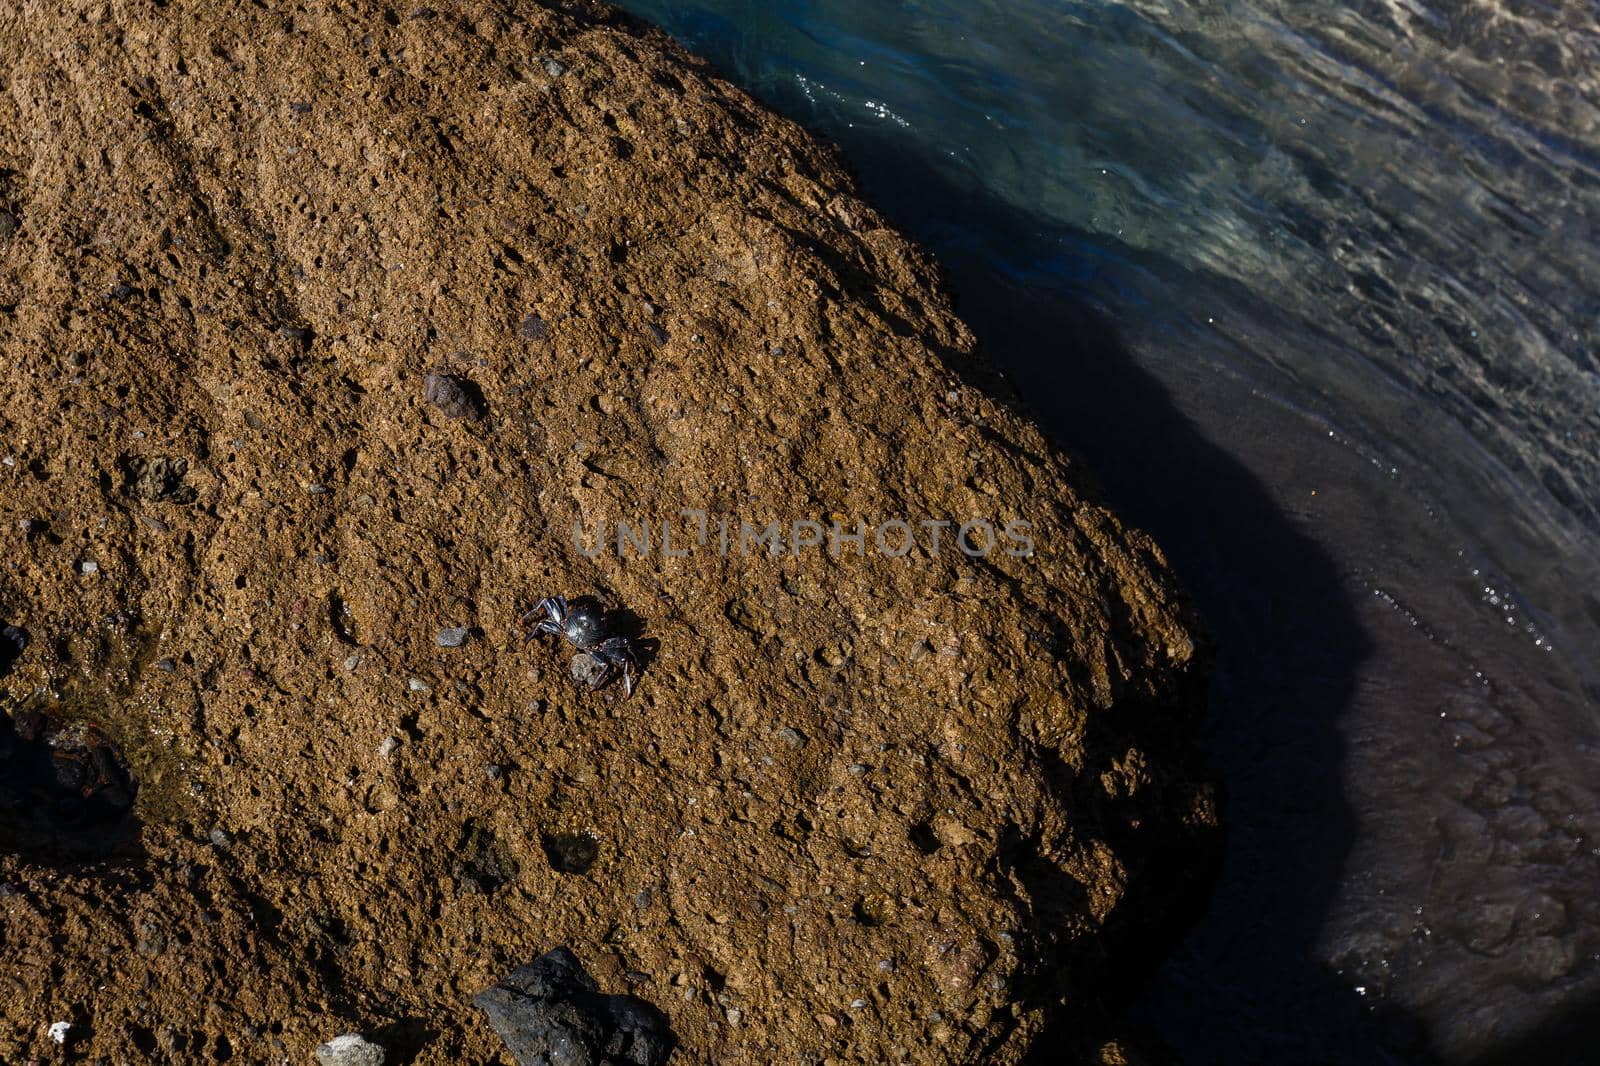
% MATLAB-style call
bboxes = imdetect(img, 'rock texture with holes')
[0,0,1217,1062]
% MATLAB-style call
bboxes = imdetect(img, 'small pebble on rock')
[646,322,670,347]
[436,626,470,648]
[314,1032,386,1066]
[423,371,485,420]
[519,313,549,340]
[378,737,401,758]
[569,652,610,689]
[77,559,99,575]
[777,726,806,750]
[407,678,431,693]
[208,827,231,848]
[543,57,567,77]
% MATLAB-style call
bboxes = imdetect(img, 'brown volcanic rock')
[0,1,1216,1062]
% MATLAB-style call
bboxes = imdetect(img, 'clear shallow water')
[612,1,1600,1062]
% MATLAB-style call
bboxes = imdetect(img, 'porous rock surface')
[0,0,1217,1061]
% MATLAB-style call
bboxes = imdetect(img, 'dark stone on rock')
[0,211,18,239]
[519,313,549,341]
[424,371,485,420]
[645,322,668,347]
[472,947,674,1066]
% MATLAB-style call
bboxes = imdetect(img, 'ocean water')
[610,1,1600,1062]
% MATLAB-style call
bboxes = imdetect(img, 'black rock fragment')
[473,948,674,1066]
[424,370,486,420]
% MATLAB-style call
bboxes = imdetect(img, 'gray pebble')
[570,651,610,689]
[646,322,669,347]
[208,827,232,848]
[77,559,99,575]
[314,1033,386,1066]
[543,57,567,77]
[519,313,549,341]
[378,737,401,758]
[0,211,18,240]
[437,626,470,648]
[777,726,806,750]
[156,658,177,673]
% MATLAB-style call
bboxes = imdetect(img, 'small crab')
[521,596,641,696]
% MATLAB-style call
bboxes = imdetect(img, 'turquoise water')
[612,1,1600,1062]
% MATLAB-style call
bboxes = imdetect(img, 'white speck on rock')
[77,560,99,574]
[48,1021,71,1044]
[407,678,430,693]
